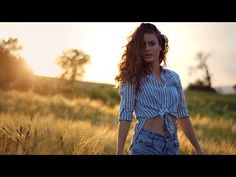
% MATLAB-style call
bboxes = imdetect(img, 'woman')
[115,23,203,155]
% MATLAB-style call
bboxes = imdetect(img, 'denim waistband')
[141,128,177,140]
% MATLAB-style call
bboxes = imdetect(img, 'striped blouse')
[118,66,189,147]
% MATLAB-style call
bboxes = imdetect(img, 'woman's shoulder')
[119,81,135,87]
[118,81,135,92]
[163,68,183,87]
[163,68,180,79]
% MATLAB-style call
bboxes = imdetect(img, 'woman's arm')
[174,73,203,154]
[116,83,135,155]
[178,117,203,154]
[116,120,132,155]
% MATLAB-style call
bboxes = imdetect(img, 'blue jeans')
[130,128,179,155]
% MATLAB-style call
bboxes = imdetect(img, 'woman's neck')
[149,60,161,76]
[148,60,163,82]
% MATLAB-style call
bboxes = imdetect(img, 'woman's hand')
[195,148,204,155]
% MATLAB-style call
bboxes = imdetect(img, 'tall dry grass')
[0,85,236,154]
[0,113,117,154]
[178,115,236,154]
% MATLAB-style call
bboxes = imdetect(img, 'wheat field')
[0,80,236,154]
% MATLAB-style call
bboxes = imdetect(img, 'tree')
[56,49,90,83]
[0,38,33,90]
[187,52,215,92]
[195,52,212,88]
[233,84,236,91]
[0,38,23,57]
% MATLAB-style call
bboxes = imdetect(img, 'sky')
[0,22,236,89]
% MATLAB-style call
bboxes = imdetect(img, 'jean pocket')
[136,137,154,147]
[131,138,155,155]
[173,140,179,147]
[168,139,179,155]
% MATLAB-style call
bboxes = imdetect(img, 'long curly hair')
[115,23,169,93]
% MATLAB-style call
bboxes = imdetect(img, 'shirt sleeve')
[118,82,136,121]
[175,74,189,118]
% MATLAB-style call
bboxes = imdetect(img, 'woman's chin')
[144,58,155,63]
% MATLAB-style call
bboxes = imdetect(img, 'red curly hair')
[115,23,169,93]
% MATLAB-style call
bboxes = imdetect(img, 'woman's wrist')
[116,148,124,155]
[116,151,123,155]
[195,147,204,154]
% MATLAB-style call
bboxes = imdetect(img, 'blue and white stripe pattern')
[118,66,189,147]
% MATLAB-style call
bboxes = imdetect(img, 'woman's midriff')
[144,115,178,136]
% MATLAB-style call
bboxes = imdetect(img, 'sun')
[21,49,62,78]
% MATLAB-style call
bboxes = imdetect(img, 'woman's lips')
[144,54,153,58]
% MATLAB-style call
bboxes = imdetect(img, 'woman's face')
[142,33,162,63]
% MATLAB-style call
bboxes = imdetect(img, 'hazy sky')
[0,22,236,88]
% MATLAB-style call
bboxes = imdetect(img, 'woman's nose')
[145,44,150,50]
